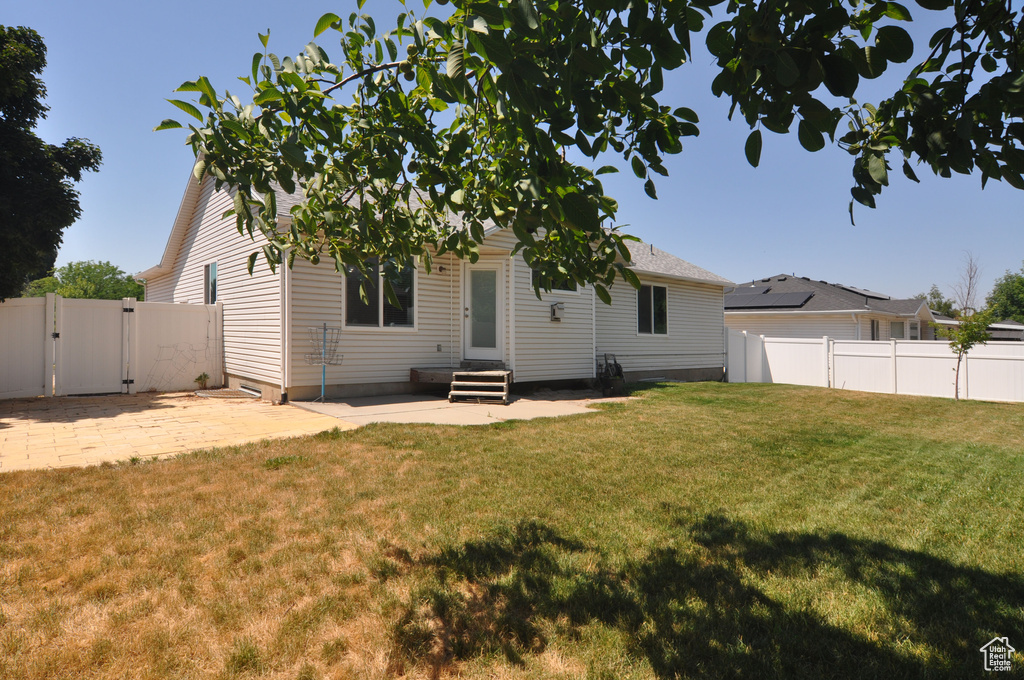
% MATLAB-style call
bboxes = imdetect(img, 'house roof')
[725,274,931,318]
[933,314,1024,340]
[626,242,733,287]
[138,163,731,289]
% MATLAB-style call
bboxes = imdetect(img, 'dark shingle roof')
[726,274,928,316]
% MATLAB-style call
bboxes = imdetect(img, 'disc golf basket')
[305,323,342,402]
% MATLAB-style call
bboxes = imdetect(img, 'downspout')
[279,255,290,403]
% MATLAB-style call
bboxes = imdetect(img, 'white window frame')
[637,284,669,336]
[870,318,880,341]
[908,320,921,340]
[890,320,905,339]
[342,264,418,332]
[203,262,217,304]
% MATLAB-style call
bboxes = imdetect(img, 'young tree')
[21,260,144,301]
[158,0,1024,299]
[986,262,1024,323]
[0,26,102,300]
[945,309,993,400]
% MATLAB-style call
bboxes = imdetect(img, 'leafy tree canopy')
[986,261,1024,323]
[0,26,102,301]
[158,0,1024,302]
[21,260,145,301]
[914,283,958,317]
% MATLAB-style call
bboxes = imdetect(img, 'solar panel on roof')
[839,285,890,300]
[734,285,772,294]
[725,291,813,309]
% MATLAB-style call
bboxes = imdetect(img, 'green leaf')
[868,155,888,185]
[705,23,734,59]
[259,31,270,49]
[630,156,646,179]
[167,99,203,121]
[851,186,876,208]
[516,0,540,31]
[450,188,465,205]
[153,119,182,131]
[776,52,799,87]
[596,165,619,175]
[620,267,641,290]
[745,129,762,168]
[798,120,825,152]
[447,41,464,80]
[883,2,913,20]
[876,26,914,64]
[247,252,259,275]
[644,178,658,199]
[594,283,612,305]
[902,160,920,183]
[314,13,340,37]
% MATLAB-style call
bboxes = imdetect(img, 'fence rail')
[726,329,1024,403]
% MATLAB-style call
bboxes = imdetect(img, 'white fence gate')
[0,294,223,399]
[727,329,1024,403]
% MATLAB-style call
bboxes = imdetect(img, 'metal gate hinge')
[122,379,134,385]
[51,332,60,339]
[123,307,134,313]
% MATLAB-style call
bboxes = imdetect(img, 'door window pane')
[471,270,497,348]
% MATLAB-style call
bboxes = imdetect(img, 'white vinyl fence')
[727,329,1024,403]
[0,294,223,399]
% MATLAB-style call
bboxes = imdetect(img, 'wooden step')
[449,369,511,405]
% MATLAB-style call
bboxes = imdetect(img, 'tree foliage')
[914,283,957,317]
[21,260,145,300]
[158,0,1024,296]
[985,261,1024,323]
[0,26,102,301]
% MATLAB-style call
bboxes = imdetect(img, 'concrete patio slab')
[0,393,353,472]
[294,390,626,426]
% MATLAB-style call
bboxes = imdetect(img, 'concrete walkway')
[294,390,622,426]
[0,393,351,472]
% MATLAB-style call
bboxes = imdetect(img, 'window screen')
[346,263,379,326]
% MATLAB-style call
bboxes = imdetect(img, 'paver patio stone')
[0,392,352,472]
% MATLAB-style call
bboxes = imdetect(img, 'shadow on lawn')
[388,516,1023,679]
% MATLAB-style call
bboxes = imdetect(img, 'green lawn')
[1,382,1022,679]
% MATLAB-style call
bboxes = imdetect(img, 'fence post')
[44,293,56,397]
[124,297,138,394]
[891,339,898,394]
[822,336,829,387]
[828,337,835,388]
[53,294,63,397]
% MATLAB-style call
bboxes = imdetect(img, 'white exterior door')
[464,264,503,361]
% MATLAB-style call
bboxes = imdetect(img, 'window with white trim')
[908,320,920,340]
[204,262,217,304]
[638,285,667,334]
[870,319,880,341]
[345,260,415,328]
[890,321,905,339]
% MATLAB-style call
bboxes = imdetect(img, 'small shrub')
[194,372,210,390]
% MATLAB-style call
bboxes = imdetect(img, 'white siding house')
[725,275,937,342]
[139,169,732,400]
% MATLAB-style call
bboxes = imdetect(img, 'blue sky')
[8,0,1021,300]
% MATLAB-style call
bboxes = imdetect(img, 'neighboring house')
[725,274,936,341]
[931,314,1024,341]
[137,168,732,401]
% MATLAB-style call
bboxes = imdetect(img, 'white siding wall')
[509,253,597,383]
[287,254,463,388]
[596,276,726,375]
[143,176,281,386]
[726,314,859,340]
